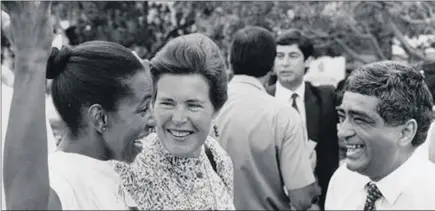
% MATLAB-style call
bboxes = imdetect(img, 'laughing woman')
[115,33,235,210]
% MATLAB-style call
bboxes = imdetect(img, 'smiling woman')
[115,33,235,210]
[2,2,156,209]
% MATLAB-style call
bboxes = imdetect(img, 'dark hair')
[65,26,80,46]
[230,26,276,78]
[47,41,145,137]
[276,29,314,60]
[150,33,228,112]
[344,61,434,147]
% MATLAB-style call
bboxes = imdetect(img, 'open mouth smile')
[167,129,194,139]
[346,144,365,157]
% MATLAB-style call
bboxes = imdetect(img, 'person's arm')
[2,2,61,209]
[276,106,318,210]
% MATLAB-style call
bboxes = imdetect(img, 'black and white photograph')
[1,1,435,210]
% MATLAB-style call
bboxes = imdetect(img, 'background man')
[215,26,319,211]
[266,29,339,209]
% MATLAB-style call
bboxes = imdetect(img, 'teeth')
[346,144,364,149]
[169,130,191,137]
[346,144,365,157]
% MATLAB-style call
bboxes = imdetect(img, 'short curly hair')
[344,61,434,147]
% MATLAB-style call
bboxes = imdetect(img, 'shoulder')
[48,153,84,209]
[265,84,276,96]
[115,134,160,188]
[401,160,435,202]
[329,164,361,187]
[306,81,335,92]
[273,103,302,127]
[205,136,234,192]
[411,158,435,184]
[306,82,337,115]
[205,136,233,167]
[306,82,335,97]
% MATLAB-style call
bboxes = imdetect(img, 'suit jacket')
[266,81,339,209]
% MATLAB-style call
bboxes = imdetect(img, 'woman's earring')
[102,127,106,131]
[213,125,219,138]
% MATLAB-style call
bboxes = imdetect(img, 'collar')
[360,153,420,205]
[230,75,266,92]
[153,134,205,182]
[276,80,305,101]
[155,135,204,165]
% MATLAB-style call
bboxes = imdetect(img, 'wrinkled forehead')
[339,91,380,115]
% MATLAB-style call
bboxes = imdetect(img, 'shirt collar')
[361,153,420,205]
[230,75,266,92]
[276,80,305,101]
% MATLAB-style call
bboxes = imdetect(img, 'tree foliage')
[47,1,435,66]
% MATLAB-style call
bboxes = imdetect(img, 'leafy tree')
[190,1,435,66]
[30,1,435,66]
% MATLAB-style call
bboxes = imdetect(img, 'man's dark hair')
[344,61,434,147]
[230,26,276,78]
[276,29,314,60]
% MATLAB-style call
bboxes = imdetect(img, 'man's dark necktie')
[291,93,299,112]
[364,182,382,211]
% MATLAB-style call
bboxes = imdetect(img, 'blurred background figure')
[215,26,319,211]
[266,29,339,210]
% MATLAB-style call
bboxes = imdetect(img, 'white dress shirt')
[275,81,306,126]
[213,75,315,210]
[325,152,435,210]
[275,81,317,169]
[275,81,307,136]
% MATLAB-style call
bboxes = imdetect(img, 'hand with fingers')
[1,1,53,65]
[2,1,57,210]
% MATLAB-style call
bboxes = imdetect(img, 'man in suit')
[266,29,339,210]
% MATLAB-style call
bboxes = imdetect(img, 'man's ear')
[398,119,417,147]
[88,104,107,133]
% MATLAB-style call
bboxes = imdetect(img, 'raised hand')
[2,1,56,210]
[1,1,53,62]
